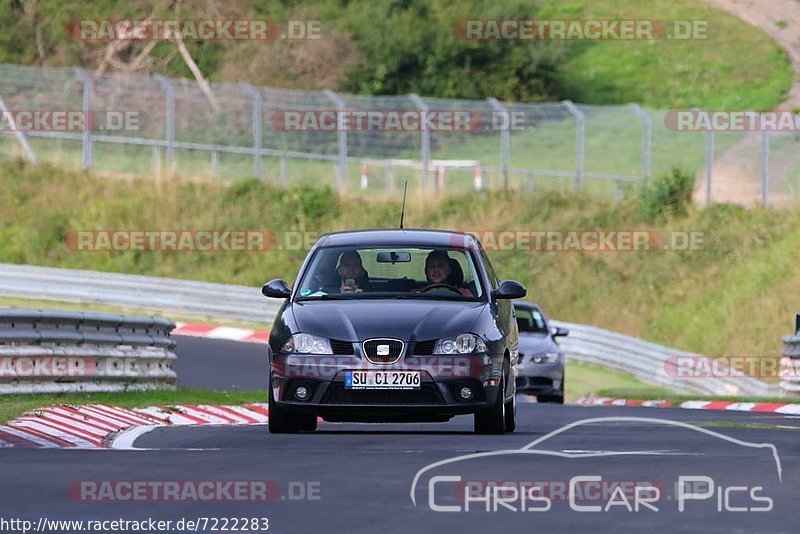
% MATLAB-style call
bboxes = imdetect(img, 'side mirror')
[551,326,569,337]
[492,280,527,300]
[262,279,291,298]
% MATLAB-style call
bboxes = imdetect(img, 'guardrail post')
[323,89,347,193]
[781,316,800,396]
[409,94,432,192]
[562,100,585,192]
[155,76,175,172]
[151,145,161,179]
[74,68,93,170]
[761,131,770,206]
[628,103,652,189]
[241,83,263,178]
[0,95,36,164]
[279,156,288,186]
[211,150,219,178]
[704,129,715,206]
[488,97,510,193]
[385,162,394,195]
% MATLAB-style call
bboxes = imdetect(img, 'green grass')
[593,389,800,405]
[565,361,674,401]
[2,161,800,375]
[0,389,266,425]
[541,0,793,110]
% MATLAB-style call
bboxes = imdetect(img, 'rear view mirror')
[492,280,527,300]
[376,251,411,263]
[262,279,291,298]
[551,326,569,337]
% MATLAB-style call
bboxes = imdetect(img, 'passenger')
[338,250,370,293]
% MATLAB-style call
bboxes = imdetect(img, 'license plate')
[345,370,421,390]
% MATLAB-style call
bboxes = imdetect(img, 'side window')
[516,308,548,333]
[479,248,500,290]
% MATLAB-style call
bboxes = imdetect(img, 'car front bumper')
[515,359,564,396]
[269,352,505,421]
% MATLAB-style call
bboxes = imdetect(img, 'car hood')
[518,333,561,355]
[289,299,486,342]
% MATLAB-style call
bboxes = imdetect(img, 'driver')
[419,250,474,297]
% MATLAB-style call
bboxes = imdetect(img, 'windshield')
[515,306,549,334]
[295,246,484,301]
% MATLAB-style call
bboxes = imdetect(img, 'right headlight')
[434,333,487,354]
[281,333,332,354]
[530,352,560,364]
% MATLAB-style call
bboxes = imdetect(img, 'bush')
[639,168,695,221]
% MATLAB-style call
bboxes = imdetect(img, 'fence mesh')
[0,62,794,206]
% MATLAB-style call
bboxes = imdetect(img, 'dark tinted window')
[515,306,549,334]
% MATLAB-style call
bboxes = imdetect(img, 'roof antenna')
[399,180,408,229]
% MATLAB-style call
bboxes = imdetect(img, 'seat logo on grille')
[376,344,390,356]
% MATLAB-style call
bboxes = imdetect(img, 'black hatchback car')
[262,229,526,434]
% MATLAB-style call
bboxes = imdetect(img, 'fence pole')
[151,145,161,179]
[74,68,93,170]
[0,96,36,163]
[628,103,651,189]
[761,131,770,207]
[488,98,510,192]
[323,89,347,193]
[561,100,585,192]
[705,129,715,206]
[241,83,263,178]
[409,94,432,192]
[210,151,219,178]
[155,76,175,172]
[279,156,288,186]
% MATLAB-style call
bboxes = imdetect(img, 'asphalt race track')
[174,336,268,391]
[1,337,798,533]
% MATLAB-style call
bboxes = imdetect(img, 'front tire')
[504,391,516,432]
[268,392,300,434]
[474,374,507,434]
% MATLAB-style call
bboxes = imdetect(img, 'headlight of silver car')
[281,333,332,354]
[434,333,487,354]
[530,352,560,364]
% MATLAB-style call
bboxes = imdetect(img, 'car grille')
[413,339,436,355]
[330,339,354,355]
[362,338,404,364]
[321,383,444,405]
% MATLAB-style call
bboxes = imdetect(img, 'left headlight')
[434,333,487,354]
[530,352,560,364]
[281,333,332,354]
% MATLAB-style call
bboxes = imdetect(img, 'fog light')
[294,385,309,400]
[459,386,474,400]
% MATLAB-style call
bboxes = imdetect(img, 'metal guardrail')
[552,321,777,397]
[0,263,780,396]
[0,308,177,394]
[779,314,800,395]
[0,263,280,324]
